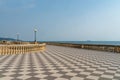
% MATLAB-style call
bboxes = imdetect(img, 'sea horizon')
[39,41,120,46]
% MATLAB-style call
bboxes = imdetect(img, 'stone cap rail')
[0,43,46,55]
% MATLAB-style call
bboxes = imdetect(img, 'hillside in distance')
[0,37,16,41]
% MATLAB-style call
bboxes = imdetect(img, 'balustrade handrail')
[0,43,46,55]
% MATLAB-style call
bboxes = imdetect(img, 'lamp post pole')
[34,29,37,43]
[17,33,19,41]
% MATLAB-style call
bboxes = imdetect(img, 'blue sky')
[0,0,120,41]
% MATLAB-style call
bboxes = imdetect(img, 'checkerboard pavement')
[0,45,120,80]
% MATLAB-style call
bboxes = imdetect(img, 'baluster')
[0,46,2,55]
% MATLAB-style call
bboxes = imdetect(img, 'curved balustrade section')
[0,43,46,55]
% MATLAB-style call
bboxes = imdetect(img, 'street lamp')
[16,33,19,41]
[34,28,37,43]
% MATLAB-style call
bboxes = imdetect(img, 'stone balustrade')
[47,42,120,53]
[80,45,119,52]
[0,43,46,55]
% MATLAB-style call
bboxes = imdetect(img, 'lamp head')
[17,33,19,35]
[34,29,37,32]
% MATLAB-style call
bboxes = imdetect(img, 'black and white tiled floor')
[0,45,120,80]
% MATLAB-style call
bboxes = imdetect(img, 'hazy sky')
[0,0,120,41]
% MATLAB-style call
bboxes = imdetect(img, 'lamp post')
[34,29,37,43]
[16,33,19,41]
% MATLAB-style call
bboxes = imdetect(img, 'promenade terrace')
[0,45,120,80]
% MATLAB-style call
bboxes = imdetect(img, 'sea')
[41,41,120,46]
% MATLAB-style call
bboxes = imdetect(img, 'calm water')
[41,41,120,46]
